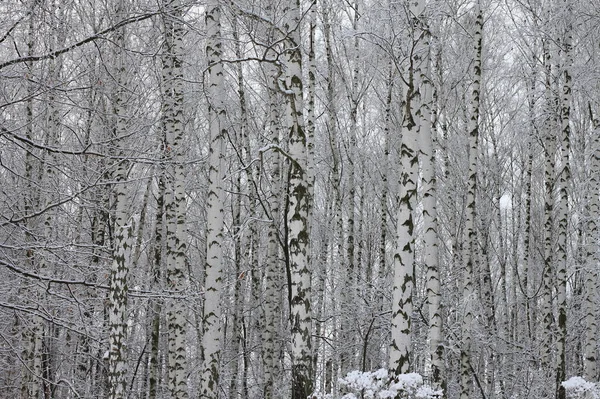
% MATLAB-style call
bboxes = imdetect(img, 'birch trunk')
[263,41,284,396]
[389,0,427,375]
[584,107,600,381]
[419,32,444,392]
[107,5,132,397]
[149,76,169,399]
[261,4,285,397]
[460,4,482,398]
[162,0,189,396]
[541,32,557,393]
[201,1,226,396]
[21,7,39,397]
[555,6,572,397]
[340,0,361,374]
[283,1,313,397]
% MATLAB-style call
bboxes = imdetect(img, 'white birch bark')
[321,0,343,387]
[162,0,189,396]
[540,32,557,390]
[201,1,226,396]
[460,4,482,399]
[148,165,165,399]
[321,3,343,381]
[584,107,600,381]
[306,0,317,231]
[262,48,283,399]
[21,8,40,397]
[107,6,132,397]
[419,30,443,391]
[283,1,313,397]
[108,198,132,399]
[389,0,426,376]
[555,5,572,397]
[340,0,361,374]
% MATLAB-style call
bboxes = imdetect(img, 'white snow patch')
[499,193,512,209]
[562,376,600,399]
[323,369,442,399]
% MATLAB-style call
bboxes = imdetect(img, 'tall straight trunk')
[263,56,283,399]
[228,16,250,399]
[149,92,169,399]
[419,32,443,392]
[322,1,343,384]
[238,20,260,399]
[522,73,536,344]
[162,0,189,396]
[584,107,600,381]
[148,168,165,399]
[340,0,361,374]
[306,0,317,230]
[21,7,38,397]
[228,171,243,399]
[389,0,427,376]
[380,72,393,276]
[307,3,322,386]
[107,5,132,397]
[201,1,226,397]
[541,33,557,393]
[283,1,313,397]
[378,64,394,367]
[555,6,572,398]
[460,3,482,399]
[261,3,283,394]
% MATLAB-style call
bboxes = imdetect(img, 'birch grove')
[3,0,600,398]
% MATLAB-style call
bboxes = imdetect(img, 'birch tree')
[201,0,226,396]
[339,0,361,374]
[261,3,284,395]
[584,107,600,381]
[162,0,189,396]
[419,26,444,392]
[107,3,133,397]
[283,0,313,396]
[459,3,482,398]
[541,15,558,395]
[389,0,427,376]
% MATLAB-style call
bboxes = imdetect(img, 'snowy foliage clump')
[562,376,600,399]
[318,369,443,399]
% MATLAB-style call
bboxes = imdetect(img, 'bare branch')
[0,12,157,71]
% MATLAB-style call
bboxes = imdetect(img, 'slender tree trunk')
[201,1,226,396]
[389,0,427,376]
[162,0,189,396]
[107,4,133,396]
[419,30,444,392]
[584,107,600,381]
[322,1,343,385]
[340,0,361,374]
[460,3,482,398]
[21,6,39,397]
[555,6,572,397]
[148,152,166,399]
[306,0,317,231]
[283,1,313,397]
[522,74,536,346]
[541,31,557,397]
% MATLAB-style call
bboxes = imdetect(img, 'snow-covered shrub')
[562,376,600,399]
[335,369,443,399]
